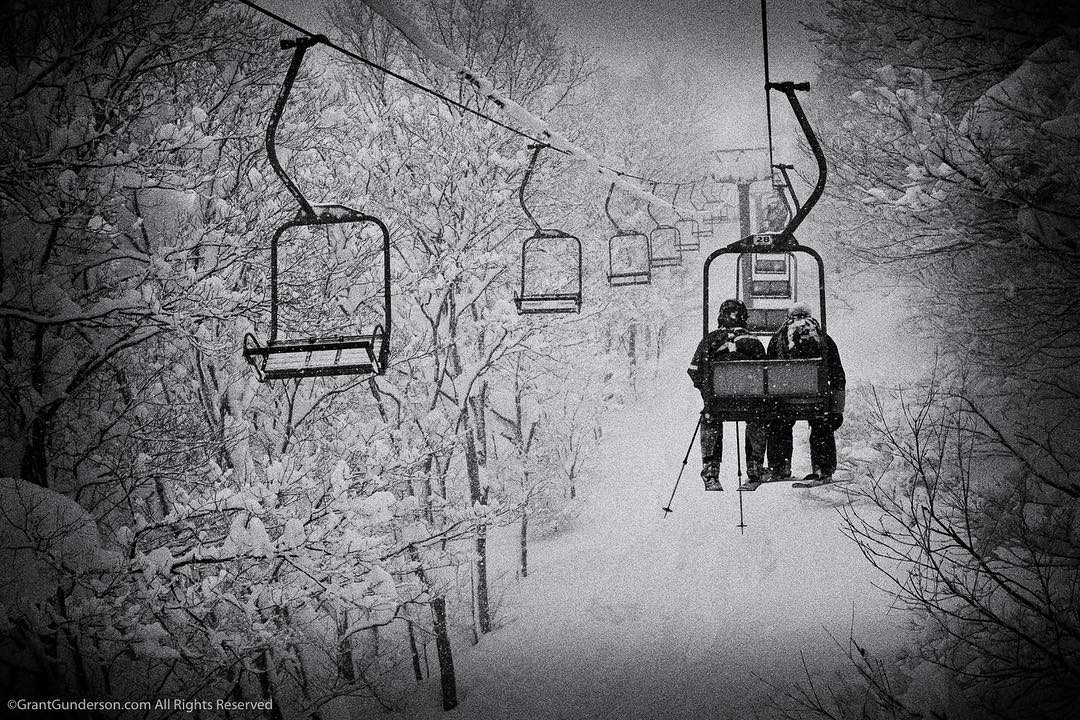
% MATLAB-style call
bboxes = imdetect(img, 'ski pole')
[661,415,703,516]
[736,420,747,532]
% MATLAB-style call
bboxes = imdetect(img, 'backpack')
[785,316,823,358]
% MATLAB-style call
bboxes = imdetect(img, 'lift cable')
[236,0,545,145]
[237,0,719,216]
[760,0,776,177]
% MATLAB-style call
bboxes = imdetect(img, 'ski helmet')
[717,299,749,328]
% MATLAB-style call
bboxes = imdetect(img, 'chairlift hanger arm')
[646,182,662,227]
[519,143,546,233]
[687,180,703,212]
[267,35,329,218]
[766,81,827,237]
[605,182,625,234]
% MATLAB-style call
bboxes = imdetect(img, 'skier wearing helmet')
[688,299,769,491]
[766,303,846,483]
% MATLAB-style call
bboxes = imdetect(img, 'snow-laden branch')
[358,0,710,220]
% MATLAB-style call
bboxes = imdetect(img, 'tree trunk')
[464,424,491,633]
[407,621,424,683]
[336,611,355,682]
[520,509,528,578]
[431,597,458,710]
[21,414,49,488]
[255,650,285,720]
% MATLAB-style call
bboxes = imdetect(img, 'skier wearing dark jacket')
[766,303,846,482]
[688,299,768,491]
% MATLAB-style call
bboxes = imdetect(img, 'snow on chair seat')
[514,294,581,314]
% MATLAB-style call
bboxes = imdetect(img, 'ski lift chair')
[700,178,729,235]
[672,183,700,253]
[647,182,682,268]
[515,231,583,313]
[685,180,715,245]
[243,36,391,382]
[513,145,583,314]
[703,233,825,420]
[604,182,652,286]
[698,79,834,422]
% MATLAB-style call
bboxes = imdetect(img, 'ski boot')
[701,462,723,491]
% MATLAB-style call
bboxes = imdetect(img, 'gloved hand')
[830,389,846,414]
[688,367,701,389]
[827,412,844,430]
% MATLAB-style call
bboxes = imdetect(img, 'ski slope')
[397,296,914,720]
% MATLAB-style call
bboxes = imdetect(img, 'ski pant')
[701,409,767,471]
[767,413,842,475]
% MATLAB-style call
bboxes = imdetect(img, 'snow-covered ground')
[394,306,914,719]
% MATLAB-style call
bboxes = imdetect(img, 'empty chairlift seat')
[514,145,583,315]
[514,229,583,314]
[608,230,652,286]
[243,36,392,383]
[243,206,392,382]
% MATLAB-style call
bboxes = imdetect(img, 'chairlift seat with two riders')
[701,81,834,422]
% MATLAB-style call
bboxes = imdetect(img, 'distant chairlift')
[701,80,833,422]
[243,36,391,382]
[605,182,652,286]
[685,180,716,245]
[672,183,701,253]
[647,182,682,268]
[513,145,583,314]
[700,177,729,235]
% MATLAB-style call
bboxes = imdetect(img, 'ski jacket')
[688,326,767,390]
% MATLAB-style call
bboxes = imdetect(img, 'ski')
[791,476,852,489]
[738,471,791,491]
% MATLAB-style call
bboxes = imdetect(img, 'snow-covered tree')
[800,2,1080,717]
